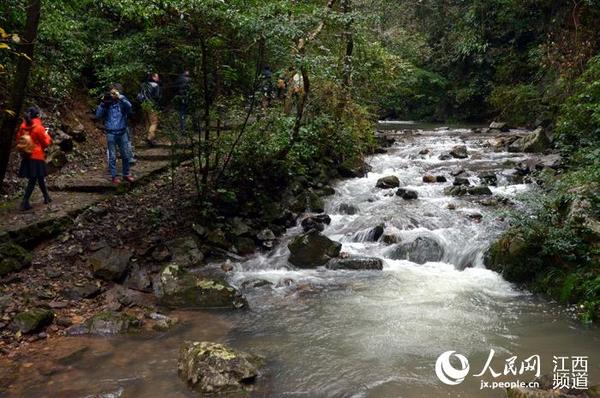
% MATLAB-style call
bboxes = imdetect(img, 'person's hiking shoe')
[124,175,135,183]
[20,203,32,211]
[112,177,121,185]
[129,157,137,165]
[44,197,53,205]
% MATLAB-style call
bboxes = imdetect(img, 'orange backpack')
[17,130,35,156]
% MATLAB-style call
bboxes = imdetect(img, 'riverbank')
[2,125,598,398]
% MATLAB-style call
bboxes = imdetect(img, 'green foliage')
[556,55,600,153]
[489,84,541,126]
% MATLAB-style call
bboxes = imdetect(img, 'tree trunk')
[0,0,41,190]
[341,0,354,92]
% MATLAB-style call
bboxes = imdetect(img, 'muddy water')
[7,127,600,398]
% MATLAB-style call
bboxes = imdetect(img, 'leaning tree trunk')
[0,0,41,190]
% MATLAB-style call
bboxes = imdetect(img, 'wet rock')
[307,189,325,213]
[447,203,457,210]
[387,237,444,264]
[450,145,468,159]
[436,175,447,183]
[381,226,401,244]
[301,214,331,232]
[450,168,466,177]
[444,186,492,196]
[85,311,142,335]
[376,176,400,189]
[148,312,178,332]
[166,236,205,267]
[288,231,342,268]
[422,175,437,183]
[367,224,385,242]
[453,177,470,186]
[396,188,418,200]
[89,246,132,282]
[508,127,550,153]
[153,263,247,309]
[0,242,32,277]
[438,153,453,160]
[178,341,263,394]
[478,171,497,186]
[326,257,383,271]
[338,203,359,215]
[338,159,372,178]
[419,148,431,155]
[235,237,256,256]
[241,279,274,290]
[489,121,510,132]
[11,308,54,334]
[256,229,276,249]
[468,186,493,195]
[318,186,336,196]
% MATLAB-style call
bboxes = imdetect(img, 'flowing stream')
[8,126,600,398]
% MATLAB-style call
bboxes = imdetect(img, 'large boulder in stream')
[387,237,444,264]
[450,145,469,159]
[508,127,551,153]
[327,257,383,271]
[153,263,247,309]
[178,341,264,395]
[288,231,342,268]
[376,176,400,189]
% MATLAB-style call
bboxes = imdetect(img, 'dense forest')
[0,0,599,396]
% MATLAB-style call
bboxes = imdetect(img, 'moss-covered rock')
[153,264,247,309]
[0,242,32,277]
[484,231,543,283]
[11,308,54,334]
[178,341,264,394]
[288,231,342,268]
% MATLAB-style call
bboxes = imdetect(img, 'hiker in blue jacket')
[96,88,134,184]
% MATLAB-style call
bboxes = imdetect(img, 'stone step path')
[1,142,190,249]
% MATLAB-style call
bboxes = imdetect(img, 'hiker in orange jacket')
[15,107,52,211]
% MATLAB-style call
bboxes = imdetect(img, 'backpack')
[16,131,35,156]
[137,82,152,102]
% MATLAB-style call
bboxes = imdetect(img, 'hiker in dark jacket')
[96,88,134,184]
[15,107,52,211]
[138,72,161,146]
[175,70,191,131]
